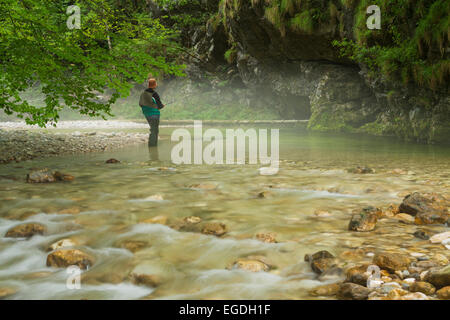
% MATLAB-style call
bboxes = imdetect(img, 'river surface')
[0,126,449,299]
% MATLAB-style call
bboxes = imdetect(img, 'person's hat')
[148,78,157,89]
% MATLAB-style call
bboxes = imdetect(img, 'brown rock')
[5,223,46,238]
[382,204,399,217]
[105,158,120,164]
[399,192,448,216]
[255,232,277,243]
[130,273,161,287]
[53,171,75,181]
[436,286,450,299]
[201,222,227,236]
[0,287,17,299]
[46,249,94,270]
[305,250,336,275]
[415,212,449,225]
[425,265,450,288]
[26,169,56,183]
[348,207,379,232]
[338,283,370,300]
[409,281,436,295]
[309,283,340,297]
[345,264,370,286]
[373,252,410,272]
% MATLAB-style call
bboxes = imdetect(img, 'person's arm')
[152,91,165,109]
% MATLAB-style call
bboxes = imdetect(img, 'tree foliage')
[0,0,185,126]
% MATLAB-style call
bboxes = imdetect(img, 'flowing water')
[0,126,449,300]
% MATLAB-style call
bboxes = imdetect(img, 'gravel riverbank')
[0,121,149,164]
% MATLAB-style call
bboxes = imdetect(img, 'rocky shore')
[0,121,149,164]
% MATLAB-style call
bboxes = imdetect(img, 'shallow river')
[0,126,449,299]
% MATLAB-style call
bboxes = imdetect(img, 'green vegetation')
[0,0,185,126]
[334,0,449,90]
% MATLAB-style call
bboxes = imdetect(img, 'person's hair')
[148,78,157,89]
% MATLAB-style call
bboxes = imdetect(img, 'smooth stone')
[409,281,436,295]
[46,249,94,270]
[436,286,450,300]
[372,252,410,272]
[309,283,340,297]
[201,222,227,237]
[338,283,370,300]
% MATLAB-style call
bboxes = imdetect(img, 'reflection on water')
[0,127,449,299]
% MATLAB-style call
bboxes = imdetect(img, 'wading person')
[139,78,165,147]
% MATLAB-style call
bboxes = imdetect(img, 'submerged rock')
[201,222,227,237]
[231,259,270,272]
[141,215,168,225]
[26,169,56,183]
[105,158,120,163]
[413,230,431,240]
[188,183,217,190]
[130,273,161,287]
[255,232,277,243]
[46,249,94,270]
[5,223,46,238]
[347,166,375,174]
[348,207,379,232]
[309,283,340,297]
[373,252,410,272]
[26,168,74,183]
[116,240,149,253]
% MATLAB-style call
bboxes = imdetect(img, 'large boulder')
[5,223,46,238]
[46,249,94,270]
[399,193,448,225]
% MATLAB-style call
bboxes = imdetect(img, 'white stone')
[430,231,450,244]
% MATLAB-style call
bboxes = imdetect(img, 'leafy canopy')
[0,0,185,126]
